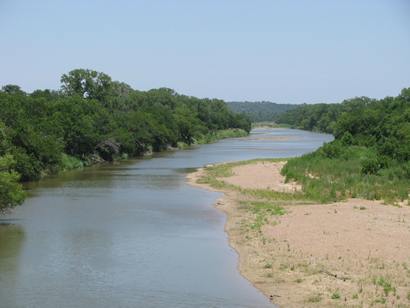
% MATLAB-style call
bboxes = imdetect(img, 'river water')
[0,128,332,308]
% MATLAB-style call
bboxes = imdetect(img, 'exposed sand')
[224,161,301,192]
[188,161,410,307]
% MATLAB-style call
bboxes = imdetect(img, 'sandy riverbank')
[187,161,410,307]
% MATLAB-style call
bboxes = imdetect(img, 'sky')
[0,0,409,103]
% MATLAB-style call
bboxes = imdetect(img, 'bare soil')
[188,161,410,307]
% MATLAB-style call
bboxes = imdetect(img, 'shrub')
[60,154,84,170]
[340,131,353,145]
[11,149,43,181]
[331,291,341,300]
[318,141,344,159]
[0,155,25,209]
[361,154,388,175]
[376,277,395,296]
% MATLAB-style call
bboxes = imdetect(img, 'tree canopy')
[278,88,409,205]
[277,91,410,163]
[0,69,251,210]
[226,101,297,122]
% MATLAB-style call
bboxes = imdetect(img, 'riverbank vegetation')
[190,159,410,306]
[251,122,291,129]
[279,88,409,205]
[190,88,410,306]
[0,69,251,210]
[226,101,296,122]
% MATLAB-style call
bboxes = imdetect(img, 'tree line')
[226,101,297,122]
[276,89,410,164]
[280,88,409,204]
[0,69,251,210]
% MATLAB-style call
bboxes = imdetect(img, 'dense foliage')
[281,88,410,204]
[0,69,251,209]
[276,103,340,134]
[277,90,410,163]
[226,101,297,122]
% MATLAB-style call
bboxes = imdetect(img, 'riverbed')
[0,128,332,307]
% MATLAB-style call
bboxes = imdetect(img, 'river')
[0,128,332,308]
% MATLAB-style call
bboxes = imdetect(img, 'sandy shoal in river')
[187,161,410,307]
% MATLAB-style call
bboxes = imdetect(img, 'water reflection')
[0,223,25,307]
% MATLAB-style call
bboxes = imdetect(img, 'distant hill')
[226,101,297,122]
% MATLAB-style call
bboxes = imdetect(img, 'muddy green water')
[0,128,332,308]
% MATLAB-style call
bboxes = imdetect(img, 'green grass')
[331,291,341,300]
[352,293,358,299]
[249,212,269,231]
[198,159,311,204]
[373,297,387,304]
[197,159,310,230]
[307,294,322,303]
[60,154,84,171]
[248,201,286,216]
[176,141,191,150]
[196,153,409,233]
[375,276,396,296]
[199,153,409,207]
[282,146,409,205]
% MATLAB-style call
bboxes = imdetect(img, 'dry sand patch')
[188,161,410,307]
[224,161,301,192]
[265,199,410,262]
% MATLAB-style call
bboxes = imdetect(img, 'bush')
[0,155,25,209]
[60,154,84,170]
[361,154,388,175]
[340,131,353,145]
[318,141,344,159]
[11,149,43,181]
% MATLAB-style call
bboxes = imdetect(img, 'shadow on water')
[0,223,25,259]
[0,223,25,305]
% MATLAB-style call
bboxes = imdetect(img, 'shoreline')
[187,160,410,307]
[187,168,276,302]
[187,166,279,303]
[9,129,250,209]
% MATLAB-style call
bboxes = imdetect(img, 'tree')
[0,154,25,210]
[60,69,113,102]
[0,68,252,207]
[1,84,25,95]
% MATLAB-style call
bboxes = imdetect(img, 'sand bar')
[188,160,410,307]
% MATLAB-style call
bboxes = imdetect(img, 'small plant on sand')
[307,294,322,303]
[374,297,387,304]
[407,291,410,301]
[279,263,289,271]
[264,262,272,269]
[375,276,396,296]
[253,201,285,215]
[249,213,268,231]
[331,291,341,300]
[352,293,358,299]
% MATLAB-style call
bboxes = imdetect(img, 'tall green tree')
[61,69,113,102]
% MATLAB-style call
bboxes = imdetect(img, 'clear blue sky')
[1,0,409,103]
